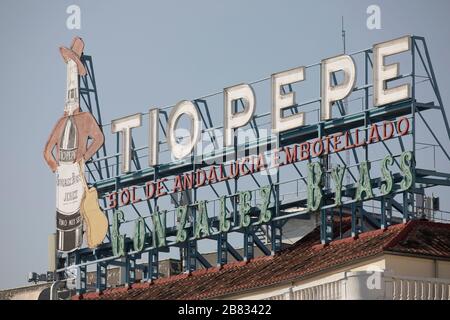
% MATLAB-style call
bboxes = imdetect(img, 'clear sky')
[1,0,450,289]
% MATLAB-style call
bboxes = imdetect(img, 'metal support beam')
[244,227,254,261]
[402,192,408,222]
[125,255,136,286]
[320,208,333,244]
[380,197,387,229]
[96,262,107,292]
[402,192,414,222]
[183,240,197,273]
[216,233,228,266]
[196,252,212,269]
[351,202,358,238]
[270,221,282,254]
[226,242,243,262]
[414,37,450,139]
[147,250,158,281]
[80,55,110,180]
[75,253,87,295]
[252,228,271,256]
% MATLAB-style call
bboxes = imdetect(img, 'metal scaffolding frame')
[57,36,450,294]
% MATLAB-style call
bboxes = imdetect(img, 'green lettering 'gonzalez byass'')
[112,151,413,254]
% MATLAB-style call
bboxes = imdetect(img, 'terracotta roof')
[76,219,450,300]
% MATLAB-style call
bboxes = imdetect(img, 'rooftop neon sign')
[109,36,412,173]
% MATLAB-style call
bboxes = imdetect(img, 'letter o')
[312,139,324,157]
[397,117,410,136]
[120,188,131,206]
[167,100,201,159]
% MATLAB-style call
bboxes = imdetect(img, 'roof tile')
[77,220,450,300]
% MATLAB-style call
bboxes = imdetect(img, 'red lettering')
[324,135,332,154]
[299,142,310,161]
[107,192,117,209]
[156,178,167,197]
[173,175,183,193]
[240,158,250,176]
[207,166,218,184]
[344,130,355,150]
[368,123,380,144]
[311,138,324,157]
[397,117,410,136]
[354,128,365,147]
[382,121,395,140]
[195,169,207,187]
[183,172,194,189]
[131,186,141,203]
[256,154,266,172]
[229,162,239,179]
[284,146,298,164]
[247,156,255,174]
[218,165,228,181]
[120,188,130,206]
[333,132,344,153]
[145,181,156,199]
[272,149,281,168]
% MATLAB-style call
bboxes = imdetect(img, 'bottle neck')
[64,59,79,115]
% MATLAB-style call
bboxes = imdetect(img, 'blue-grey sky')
[1,0,450,289]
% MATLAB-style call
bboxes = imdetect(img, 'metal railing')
[390,276,450,300]
[263,273,450,300]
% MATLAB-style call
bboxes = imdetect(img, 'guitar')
[78,160,108,249]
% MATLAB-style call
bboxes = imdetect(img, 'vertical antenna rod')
[342,16,346,54]
[342,16,351,186]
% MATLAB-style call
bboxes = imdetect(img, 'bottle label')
[56,162,84,216]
